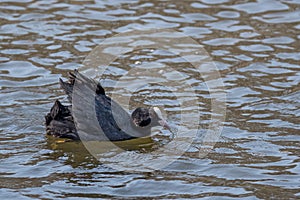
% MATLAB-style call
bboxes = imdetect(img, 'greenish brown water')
[0,0,299,199]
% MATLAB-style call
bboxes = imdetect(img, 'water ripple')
[0,0,299,199]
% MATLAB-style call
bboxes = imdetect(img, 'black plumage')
[45,70,170,141]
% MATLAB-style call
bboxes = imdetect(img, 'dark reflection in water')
[0,0,299,199]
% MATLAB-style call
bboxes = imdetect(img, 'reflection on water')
[0,0,299,199]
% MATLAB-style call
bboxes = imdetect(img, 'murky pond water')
[1,0,299,199]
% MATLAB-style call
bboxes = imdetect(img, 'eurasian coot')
[45,70,170,141]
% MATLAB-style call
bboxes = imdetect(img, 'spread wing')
[59,70,140,141]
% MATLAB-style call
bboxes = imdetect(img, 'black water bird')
[45,70,170,141]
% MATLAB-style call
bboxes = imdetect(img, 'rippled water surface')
[1,0,300,199]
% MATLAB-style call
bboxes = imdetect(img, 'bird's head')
[131,107,170,131]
